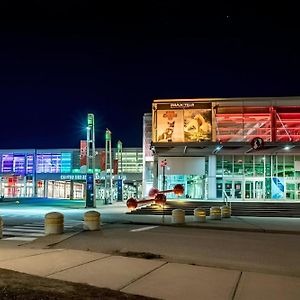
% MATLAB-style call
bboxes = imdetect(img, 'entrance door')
[224,179,242,200]
[245,180,264,200]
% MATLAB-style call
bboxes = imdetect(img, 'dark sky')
[0,1,299,149]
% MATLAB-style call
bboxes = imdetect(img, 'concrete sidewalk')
[0,247,299,300]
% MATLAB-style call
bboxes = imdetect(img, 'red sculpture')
[126,184,184,210]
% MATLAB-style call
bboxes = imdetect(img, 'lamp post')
[85,113,96,208]
[117,140,123,201]
[105,129,113,204]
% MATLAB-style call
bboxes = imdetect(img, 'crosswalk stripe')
[130,226,159,232]
[2,237,37,241]
[1,220,84,242]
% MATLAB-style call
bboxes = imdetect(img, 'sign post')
[160,159,167,191]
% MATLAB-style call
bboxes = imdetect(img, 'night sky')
[0,1,299,149]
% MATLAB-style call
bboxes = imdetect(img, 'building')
[0,147,143,201]
[144,97,300,201]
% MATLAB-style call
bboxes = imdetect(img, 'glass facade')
[216,155,300,201]
[0,148,143,201]
[150,97,300,203]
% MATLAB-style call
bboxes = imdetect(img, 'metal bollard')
[0,216,3,239]
[194,208,206,223]
[45,212,64,235]
[84,211,101,231]
[221,206,231,218]
[172,209,185,224]
[210,206,222,220]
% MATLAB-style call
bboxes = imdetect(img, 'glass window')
[265,178,271,199]
[244,156,253,176]
[223,156,233,175]
[277,155,284,177]
[234,156,243,175]
[254,155,264,176]
[216,178,223,198]
[216,156,222,175]
[272,155,277,177]
[265,156,271,176]
[284,156,294,177]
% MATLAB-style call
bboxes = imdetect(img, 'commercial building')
[0,147,142,201]
[144,97,300,201]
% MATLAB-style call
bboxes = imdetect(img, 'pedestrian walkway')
[1,220,83,242]
[0,247,299,300]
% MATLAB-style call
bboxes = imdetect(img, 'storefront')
[0,148,143,201]
[147,97,300,201]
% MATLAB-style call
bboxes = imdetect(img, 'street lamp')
[85,113,96,208]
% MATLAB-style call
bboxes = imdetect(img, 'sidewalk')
[0,246,300,300]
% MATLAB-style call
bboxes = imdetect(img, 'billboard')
[272,177,285,199]
[80,140,87,167]
[154,102,212,142]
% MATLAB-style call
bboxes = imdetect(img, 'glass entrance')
[245,180,264,200]
[224,179,242,200]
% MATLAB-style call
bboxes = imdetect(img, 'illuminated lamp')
[284,145,290,150]
[155,193,167,206]
[173,184,184,195]
[126,197,138,210]
[148,187,159,197]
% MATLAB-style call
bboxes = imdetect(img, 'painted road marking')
[130,226,159,232]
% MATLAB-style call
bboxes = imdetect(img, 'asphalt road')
[0,198,120,225]
[2,198,300,279]
[49,223,300,278]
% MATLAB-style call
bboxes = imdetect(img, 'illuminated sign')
[61,174,86,180]
[170,103,195,109]
[154,103,212,143]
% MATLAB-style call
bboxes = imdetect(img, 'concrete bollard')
[221,205,231,218]
[210,206,222,220]
[172,209,185,224]
[84,211,101,231]
[194,208,206,223]
[0,216,3,239]
[45,212,64,235]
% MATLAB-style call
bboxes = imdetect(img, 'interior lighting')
[284,146,290,150]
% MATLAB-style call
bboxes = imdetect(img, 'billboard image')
[156,110,184,142]
[272,177,285,199]
[155,103,212,143]
[183,109,212,142]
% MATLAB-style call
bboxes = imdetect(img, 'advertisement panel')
[155,102,212,142]
[183,108,212,142]
[80,140,87,167]
[272,177,285,199]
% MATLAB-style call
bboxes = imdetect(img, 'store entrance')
[245,179,264,200]
[223,179,242,200]
[159,175,205,199]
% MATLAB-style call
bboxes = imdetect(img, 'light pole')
[117,140,123,201]
[85,113,96,208]
[105,129,113,204]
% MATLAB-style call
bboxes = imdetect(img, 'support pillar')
[208,155,217,199]
[153,156,159,189]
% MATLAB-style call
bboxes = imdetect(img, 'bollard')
[221,205,231,218]
[84,211,101,231]
[210,206,222,220]
[172,209,185,224]
[0,216,3,239]
[194,208,206,223]
[45,212,64,235]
